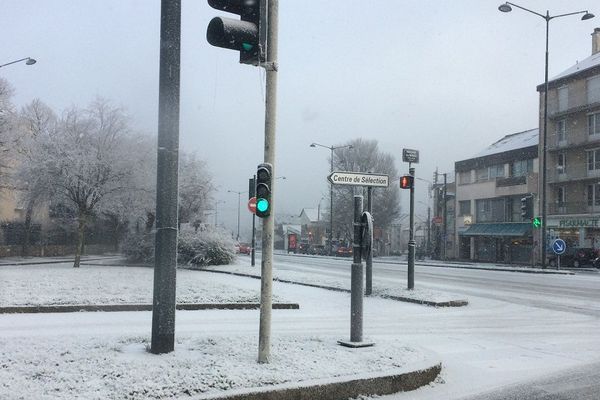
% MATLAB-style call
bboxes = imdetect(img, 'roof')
[460,223,531,237]
[299,208,320,223]
[471,129,538,159]
[550,51,600,82]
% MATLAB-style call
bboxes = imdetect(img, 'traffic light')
[206,0,264,65]
[520,195,533,220]
[399,175,414,189]
[532,216,542,229]
[255,163,272,218]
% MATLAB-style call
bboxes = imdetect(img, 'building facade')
[455,129,539,264]
[539,28,600,252]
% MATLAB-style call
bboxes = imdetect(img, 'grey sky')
[2,0,598,238]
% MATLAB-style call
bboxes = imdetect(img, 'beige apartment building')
[541,28,600,250]
[455,129,539,264]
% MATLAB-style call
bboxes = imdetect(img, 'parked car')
[237,243,251,255]
[336,246,353,257]
[297,241,311,254]
[548,247,597,268]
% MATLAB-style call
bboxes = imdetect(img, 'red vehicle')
[336,246,353,257]
[237,243,251,255]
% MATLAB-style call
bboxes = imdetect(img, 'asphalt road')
[273,254,600,317]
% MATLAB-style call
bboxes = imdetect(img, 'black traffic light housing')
[520,195,534,220]
[399,175,414,189]
[206,0,265,65]
[255,163,272,218]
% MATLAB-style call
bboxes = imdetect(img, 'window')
[587,149,600,171]
[459,171,472,184]
[489,164,504,179]
[587,184,600,206]
[589,113,600,136]
[557,153,566,174]
[459,200,471,216]
[476,198,505,222]
[558,86,568,112]
[588,75,600,104]
[510,159,533,177]
[556,187,566,208]
[476,168,489,181]
[556,119,566,143]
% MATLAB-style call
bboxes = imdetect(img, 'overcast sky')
[2,0,598,239]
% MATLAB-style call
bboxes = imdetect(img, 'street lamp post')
[227,190,247,241]
[0,57,36,69]
[310,142,353,256]
[499,2,594,268]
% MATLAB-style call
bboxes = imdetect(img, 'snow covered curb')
[202,267,468,307]
[0,303,299,314]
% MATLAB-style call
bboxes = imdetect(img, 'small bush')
[123,231,155,264]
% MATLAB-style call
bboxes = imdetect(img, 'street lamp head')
[310,143,316,148]
[581,12,594,20]
[348,145,354,149]
[25,58,36,65]
[498,3,512,13]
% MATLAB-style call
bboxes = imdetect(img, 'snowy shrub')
[123,226,236,267]
[123,231,155,264]
[178,226,236,267]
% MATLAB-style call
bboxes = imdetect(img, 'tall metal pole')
[541,13,549,268]
[427,206,431,257]
[151,0,180,355]
[408,166,415,289]
[329,147,334,256]
[442,173,447,261]
[252,175,256,267]
[365,186,373,295]
[236,192,241,241]
[258,0,278,364]
[350,195,364,342]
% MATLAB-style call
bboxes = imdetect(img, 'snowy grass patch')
[0,264,285,307]
[0,334,424,400]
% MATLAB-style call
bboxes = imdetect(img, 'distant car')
[548,247,597,268]
[310,245,326,255]
[298,242,310,254]
[238,243,251,255]
[336,246,353,257]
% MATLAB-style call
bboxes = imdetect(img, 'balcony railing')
[548,201,600,215]
[546,168,600,183]
[496,176,526,187]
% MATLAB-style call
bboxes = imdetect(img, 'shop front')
[547,217,600,250]
[459,222,533,264]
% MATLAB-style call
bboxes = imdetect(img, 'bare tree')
[21,99,133,267]
[325,139,400,243]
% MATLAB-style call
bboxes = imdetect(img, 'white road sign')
[327,171,389,188]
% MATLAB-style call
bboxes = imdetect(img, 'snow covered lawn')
[0,262,285,307]
[0,333,424,400]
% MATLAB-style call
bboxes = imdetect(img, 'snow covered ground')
[1,257,600,399]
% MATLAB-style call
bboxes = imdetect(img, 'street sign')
[402,148,419,163]
[551,238,566,255]
[327,171,389,188]
[247,197,257,214]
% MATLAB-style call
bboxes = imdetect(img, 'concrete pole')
[442,173,447,261]
[365,186,373,295]
[151,0,180,355]
[258,0,278,364]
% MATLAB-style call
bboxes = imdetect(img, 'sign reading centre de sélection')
[327,171,390,188]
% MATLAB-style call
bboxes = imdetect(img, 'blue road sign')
[552,238,567,255]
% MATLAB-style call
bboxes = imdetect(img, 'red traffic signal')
[399,175,414,189]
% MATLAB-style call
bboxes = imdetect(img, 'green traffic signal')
[257,198,269,212]
[532,217,542,228]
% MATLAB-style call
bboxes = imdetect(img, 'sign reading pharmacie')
[327,171,389,188]
[551,217,600,228]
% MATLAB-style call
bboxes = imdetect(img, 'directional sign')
[552,238,566,255]
[247,197,257,214]
[327,171,389,188]
[402,148,419,163]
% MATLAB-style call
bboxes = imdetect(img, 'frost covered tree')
[21,99,134,267]
[325,138,400,242]
[178,152,214,230]
[0,78,17,187]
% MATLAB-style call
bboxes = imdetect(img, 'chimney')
[593,28,600,55]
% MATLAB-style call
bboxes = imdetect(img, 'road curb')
[199,362,442,400]
[203,269,468,307]
[0,303,299,314]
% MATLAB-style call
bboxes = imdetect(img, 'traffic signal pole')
[407,166,415,289]
[258,0,278,364]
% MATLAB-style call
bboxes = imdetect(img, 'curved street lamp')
[310,142,353,255]
[0,57,37,69]
[498,1,595,268]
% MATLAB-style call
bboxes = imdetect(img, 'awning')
[460,223,531,237]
